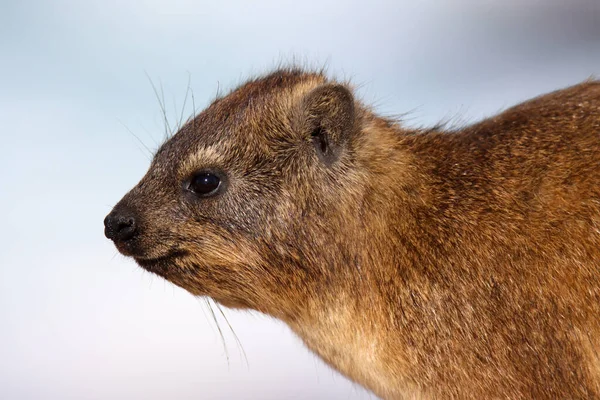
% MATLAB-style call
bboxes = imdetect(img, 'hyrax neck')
[285,268,422,399]
[281,122,429,399]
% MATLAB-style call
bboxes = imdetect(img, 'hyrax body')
[105,69,600,399]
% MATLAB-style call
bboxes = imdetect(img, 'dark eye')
[187,172,221,197]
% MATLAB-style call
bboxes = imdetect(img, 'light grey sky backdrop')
[1,0,599,399]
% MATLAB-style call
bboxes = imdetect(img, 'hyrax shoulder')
[105,69,600,399]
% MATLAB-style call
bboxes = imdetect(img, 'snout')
[104,207,138,244]
[103,202,182,274]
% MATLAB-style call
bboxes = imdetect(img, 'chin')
[133,249,186,275]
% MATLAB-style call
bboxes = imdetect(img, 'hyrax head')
[104,70,363,314]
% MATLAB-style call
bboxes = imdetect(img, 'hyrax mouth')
[133,249,188,274]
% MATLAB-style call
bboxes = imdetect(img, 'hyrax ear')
[295,84,356,166]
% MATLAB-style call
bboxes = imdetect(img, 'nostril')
[104,211,138,242]
[115,216,137,241]
[116,217,134,229]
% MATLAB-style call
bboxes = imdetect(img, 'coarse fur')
[106,68,600,399]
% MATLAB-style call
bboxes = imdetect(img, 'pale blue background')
[1,0,599,399]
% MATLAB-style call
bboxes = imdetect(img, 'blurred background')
[1,0,598,399]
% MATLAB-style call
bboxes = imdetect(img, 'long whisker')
[117,118,153,161]
[177,73,192,131]
[215,302,249,368]
[205,298,230,367]
[190,78,197,130]
[139,124,160,150]
[159,80,172,138]
[144,71,172,141]
[195,297,218,337]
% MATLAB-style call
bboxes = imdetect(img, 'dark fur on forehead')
[204,67,326,120]
[221,67,326,100]
[153,68,331,166]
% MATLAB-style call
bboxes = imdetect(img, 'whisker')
[177,73,192,132]
[144,71,172,141]
[195,297,218,338]
[215,302,249,368]
[159,80,172,138]
[190,78,198,130]
[117,118,153,161]
[205,298,230,367]
[139,123,160,151]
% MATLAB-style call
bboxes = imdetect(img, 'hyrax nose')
[104,209,138,243]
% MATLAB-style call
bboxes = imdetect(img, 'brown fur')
[106,69,600,399]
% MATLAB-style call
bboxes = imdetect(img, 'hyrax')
[105,69,600,399]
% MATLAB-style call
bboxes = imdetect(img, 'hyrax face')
[104,70,359,311]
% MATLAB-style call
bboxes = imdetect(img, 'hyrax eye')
[187,172,222,197]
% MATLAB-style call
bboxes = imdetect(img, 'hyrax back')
[105,69,600,399]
